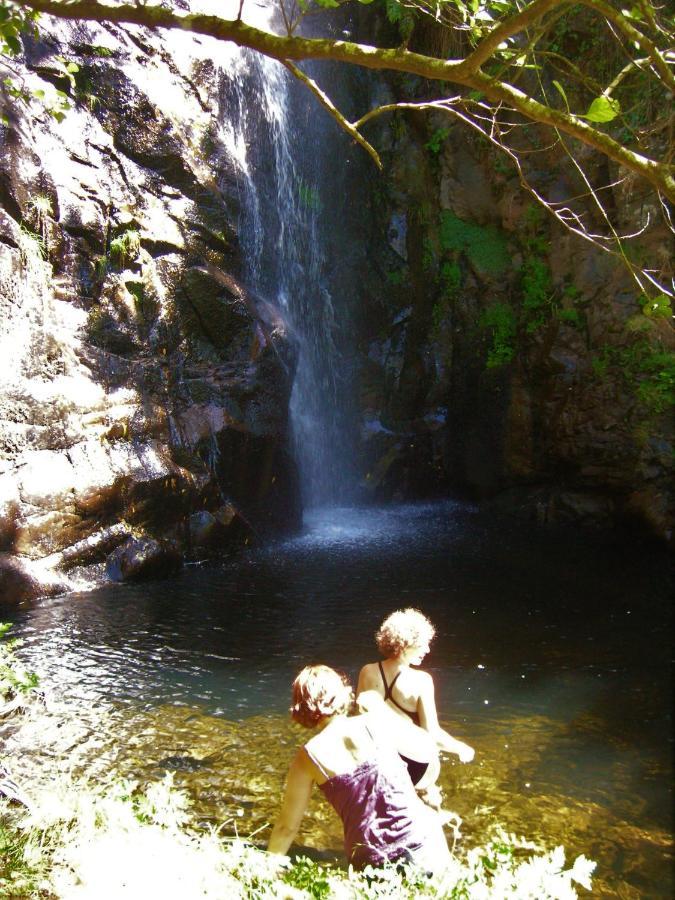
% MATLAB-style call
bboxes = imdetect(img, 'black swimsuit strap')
[378,661,397,699]
[378,661,417,721]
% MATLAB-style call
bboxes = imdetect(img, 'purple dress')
[306,734,437,869]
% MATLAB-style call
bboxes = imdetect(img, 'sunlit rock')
[0,16,301,598]
[0,552,69,603]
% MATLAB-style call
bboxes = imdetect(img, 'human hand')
[456,743,475,763]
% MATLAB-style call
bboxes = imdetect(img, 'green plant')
[283,856,331,899]
[591,351,610,378]
[479,302,517,368]
[425,127,449,156]
[93,254,108,281]
[492,153,513,175]
[0,623,39,699]
[421,235,435,271]
[109,229,141,269]
[440,259,461,297]
[85,44,115,57]
[641,293,672,319]
[521,255,553,332]
[27,193,52,218]
[557,308,581,326]
[74,71,100,111]
[0,769,596,899]
[591,342,675,414]
[386,268,405,286]
[439,211,511,276]
[297,178,321,212]
[634,349,675,413]
[17,223,46,270]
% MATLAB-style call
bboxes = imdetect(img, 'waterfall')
[217,4,360,510]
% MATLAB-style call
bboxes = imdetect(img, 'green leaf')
[583,95,621,123]
[5,33,21,55]
[552,79,569,111]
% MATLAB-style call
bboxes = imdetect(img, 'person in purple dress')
[267,665,450,872]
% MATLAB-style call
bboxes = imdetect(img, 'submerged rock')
[105,537,182,583]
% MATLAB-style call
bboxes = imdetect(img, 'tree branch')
[281,60,382,169]
[469,71,675,200]
[576,0,675,94]
[459,0,571,75]
[13,0,675,199]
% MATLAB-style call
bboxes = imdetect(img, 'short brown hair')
[375,608,436,658]
[290,665,354,728]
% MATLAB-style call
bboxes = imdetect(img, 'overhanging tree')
[2,0,674,299]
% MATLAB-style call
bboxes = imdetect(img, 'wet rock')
[105,536,182,583]
[0,18,302,594]
[188,503,251,548]
[0,553,69,604]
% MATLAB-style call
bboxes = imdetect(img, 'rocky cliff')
[0,19,300,602]
[354,81,674,546]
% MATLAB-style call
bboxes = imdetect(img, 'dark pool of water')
[8,501,674,897]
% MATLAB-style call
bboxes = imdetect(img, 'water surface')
[10,502,673,897]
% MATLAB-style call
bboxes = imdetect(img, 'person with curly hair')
[268,664,450,871]
[357,608,474,801]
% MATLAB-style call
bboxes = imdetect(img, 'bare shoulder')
[413,668,435,692]
[293,745,315,771]
[357,662,380,691]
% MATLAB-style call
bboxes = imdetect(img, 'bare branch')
[281,60,382,169]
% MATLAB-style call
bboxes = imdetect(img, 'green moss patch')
[439,211,511,276]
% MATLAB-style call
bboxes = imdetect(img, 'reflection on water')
[9,502,674,897]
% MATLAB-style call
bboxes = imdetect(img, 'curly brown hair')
[290,665,354,729]
[375,608,436,658]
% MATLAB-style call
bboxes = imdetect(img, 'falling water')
[217,3,361,509]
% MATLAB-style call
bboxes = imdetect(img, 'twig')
[282,60,383,169]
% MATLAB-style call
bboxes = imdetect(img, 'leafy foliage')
[109,229,141,269]
[0,622,39,699]
[0,769,596,898]
[521,255,553,333]
[592,341,675,414]
[0,0,37,56]
[1,6,76,123]
[425,126,450,156]
[479,301,517,368]
[641,293,672,320]
[439,211,510,276]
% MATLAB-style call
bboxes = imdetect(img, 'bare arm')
[418,673,474,763]
[267,749,314,855]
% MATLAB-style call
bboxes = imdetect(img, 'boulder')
[188,502,251,549]
[105,537,182,583]
[0,553,69,604]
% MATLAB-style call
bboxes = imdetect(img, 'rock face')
[353,69,674,546]
[0,19,300,600]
